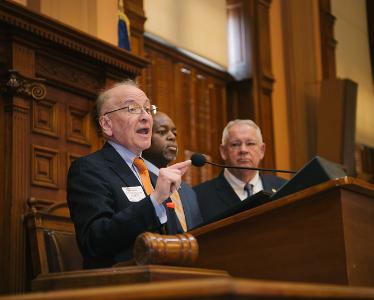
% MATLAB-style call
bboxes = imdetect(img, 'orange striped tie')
[170,190,187,232]
[133,157,153,195]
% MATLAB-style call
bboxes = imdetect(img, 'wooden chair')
[24,198,83,278]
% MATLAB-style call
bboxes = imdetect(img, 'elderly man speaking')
[67,80,190,269]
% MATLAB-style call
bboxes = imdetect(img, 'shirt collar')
[143,158,160,175]
[108,140,139,163]
[223,169,262,200]
[224,168,260,187]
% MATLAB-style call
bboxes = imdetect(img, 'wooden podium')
[191,177,374,287]
[27,176,374,293]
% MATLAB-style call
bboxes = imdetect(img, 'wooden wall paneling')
[141,47,153,99]
[209,79,228,158]
[2,40,38,293]
[175,64,196,153]
[195,73,213,183]
[317,79,358,176]
[319,0,337,79]
[227,79,253,123]
[144,35,231,185]
[0,85,5,294]
[1,92,30,291]
[249,0,276,169]
[174,63,198,185]
[280,0,324,170]
[31,144,59,189]
[206,78,228,179]
[32,98,58,138]
[29,83,93,204]
[144,49,175,118]
[0,25,7,293]
[195,73,210,154]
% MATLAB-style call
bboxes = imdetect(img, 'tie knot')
[244,183,253,197]
[133,157,147,173]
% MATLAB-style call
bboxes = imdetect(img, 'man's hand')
[151,160,191,204]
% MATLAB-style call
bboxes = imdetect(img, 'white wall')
[36,0,117,46]
[144,0,228,68]
[332,0,374,147]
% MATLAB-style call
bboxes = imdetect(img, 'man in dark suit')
[67,80,191,269]
[142,112,203,231]
[194,119,287,223]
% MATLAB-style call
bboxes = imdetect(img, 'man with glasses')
[142,112,203,232]
[194,119,287,223]
[67,80,191,269]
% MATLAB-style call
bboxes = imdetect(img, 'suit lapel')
[215,172,241,207]
[99,143,181,233]
[260,173,274,194]
[101,142,141,187]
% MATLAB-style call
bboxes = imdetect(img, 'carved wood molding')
[144,35,231,81]
[1,70,46,100]
[35,54,101,95]
[31,144,59,189]
[0,1,149,77]
[27,197,57,213]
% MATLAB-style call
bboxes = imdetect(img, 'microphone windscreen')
[191,153,207,167]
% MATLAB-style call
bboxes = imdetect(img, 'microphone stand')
[206,161,296,174]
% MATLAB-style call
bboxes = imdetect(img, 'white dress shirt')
[223,169,264,201]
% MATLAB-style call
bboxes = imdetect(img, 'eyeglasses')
[103,103,157,116]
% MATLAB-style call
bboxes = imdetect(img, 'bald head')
[96,80,153,155]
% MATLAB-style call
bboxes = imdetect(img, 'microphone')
[191,153,296,174]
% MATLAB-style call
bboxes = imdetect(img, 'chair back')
[25,199,83,277]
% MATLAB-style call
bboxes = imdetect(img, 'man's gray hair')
[221,119,263,144]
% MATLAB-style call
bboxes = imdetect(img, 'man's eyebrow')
[121,99,136,106]
[121,99,151,105]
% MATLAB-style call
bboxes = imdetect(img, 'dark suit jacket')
[193,172,287,223]
[175,182,203,230]
[67,142,188,269]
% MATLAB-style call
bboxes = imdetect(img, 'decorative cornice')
[1,70,46,100]
[0,1,149,76]
[144,34,232,81]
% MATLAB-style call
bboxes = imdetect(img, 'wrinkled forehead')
[106,84,150,107]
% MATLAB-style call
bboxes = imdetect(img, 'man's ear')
[260,142,266,160]
[99,116,113,137]
[219,144,227,161]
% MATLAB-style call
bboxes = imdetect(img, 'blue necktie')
[244,183,253,198]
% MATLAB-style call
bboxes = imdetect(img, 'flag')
[118,0,131,51]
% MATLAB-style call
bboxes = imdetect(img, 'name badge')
[122,186,146,202]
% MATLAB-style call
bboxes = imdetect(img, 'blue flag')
[118,0,131,51]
